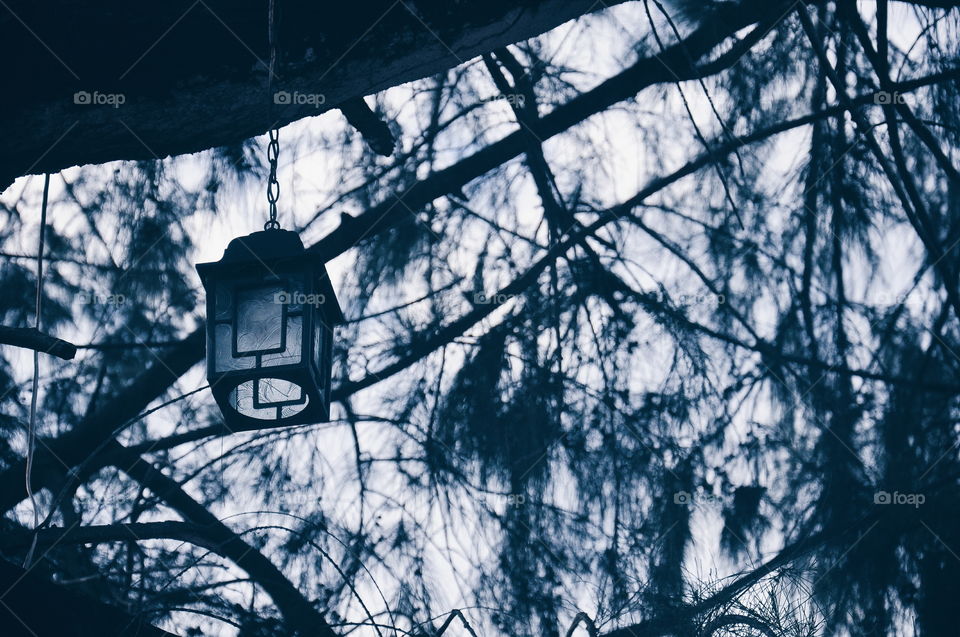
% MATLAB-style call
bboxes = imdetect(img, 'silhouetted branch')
[2,514,336,636]
[0,326,77,360]
[1,0,618,189]
[797,7,960,324]
[339,98,396,156]
[700,614,776,637]
[435,609,480,636]
[0,557,177,636]
[119,452,340,637]
[565,612,599,637]
[2,520,214,551]
[0,329,205,512]
[601,515,882,637]
[308,0,786,264]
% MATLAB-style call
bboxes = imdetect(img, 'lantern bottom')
[227,377,310,421]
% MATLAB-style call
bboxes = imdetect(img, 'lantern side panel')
[235,284,287,355]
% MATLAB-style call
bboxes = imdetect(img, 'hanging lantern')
[196,229,342,428]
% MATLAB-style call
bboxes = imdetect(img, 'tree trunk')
[0,0,614,190]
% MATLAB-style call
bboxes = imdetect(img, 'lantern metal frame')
[196,229,342,429]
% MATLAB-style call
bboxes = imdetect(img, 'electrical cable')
[23,172,51,569]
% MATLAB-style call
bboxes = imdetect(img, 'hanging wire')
[23,173,51,569]
[264,0,281,231]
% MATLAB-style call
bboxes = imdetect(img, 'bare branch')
[0,326,77,360]
[339,98,396,157]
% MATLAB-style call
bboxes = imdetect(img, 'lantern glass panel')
[235,284,285,354]
[228,377,309,420]
[211,275,310,373]
[214,323,254,372]
[214,285,233,320]
[261,314,302,367]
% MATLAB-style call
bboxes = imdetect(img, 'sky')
[0,2,940,634]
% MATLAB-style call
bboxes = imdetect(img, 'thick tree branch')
[0,329,204,512]
[0,0,621,190]
[2,520,214,552]
[2,516,336,636]
[0,556,178,636]
[339,98,396,157]
[118,452,338,637]
[0,325,77,360]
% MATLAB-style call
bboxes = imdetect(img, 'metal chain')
[265,127,280,230]
[264,0,281,231]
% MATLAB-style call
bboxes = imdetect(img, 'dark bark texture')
[0,0,612,190]
[0,557,178,636]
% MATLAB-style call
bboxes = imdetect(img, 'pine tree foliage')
[1,1,960,635]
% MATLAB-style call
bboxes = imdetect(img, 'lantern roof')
[221,228,305,263]
[197,228,344,324]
